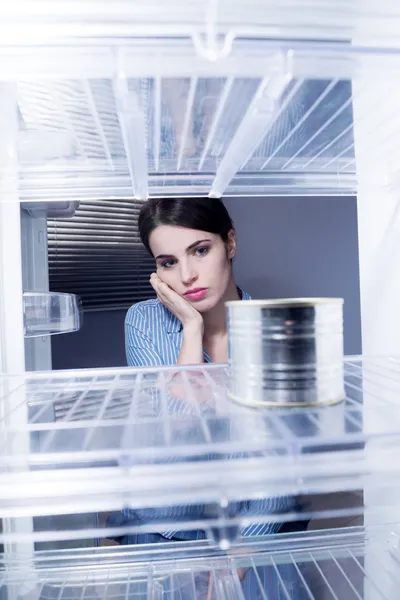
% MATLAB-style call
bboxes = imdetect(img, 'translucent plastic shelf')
[3,39,400,200]
[1,357,400,540]
[23,292,82,337]
[2,3,400,200]
[1,526,400,600]
[9,73,356,200]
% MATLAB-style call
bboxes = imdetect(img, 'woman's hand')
[150,273,203,333]
[150,273,204,365]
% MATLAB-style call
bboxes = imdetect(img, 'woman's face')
[149,225,235,312]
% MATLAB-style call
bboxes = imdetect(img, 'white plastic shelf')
[3,39,400,200]
[23,292,82,337]
[0,526,399,600]
[12,75,356,200]
[0,357,400,535]
[2,4,400,199]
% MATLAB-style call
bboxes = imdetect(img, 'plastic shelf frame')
[0,357,400,527]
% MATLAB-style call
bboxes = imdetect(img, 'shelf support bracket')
[113,72,148,200]
[209,73,292,198]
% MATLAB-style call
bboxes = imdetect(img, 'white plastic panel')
[0,83,34,565]
[21,212,52,372]
[1,1,400,48]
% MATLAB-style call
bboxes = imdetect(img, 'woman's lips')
[184,288,208,301]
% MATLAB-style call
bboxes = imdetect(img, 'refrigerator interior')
[2,1,400,598]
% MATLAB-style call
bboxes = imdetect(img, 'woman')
[125,196,246,368]
[115,198,308,598]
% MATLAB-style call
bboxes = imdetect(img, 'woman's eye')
[160,259,176,269]
[195,247,209,257]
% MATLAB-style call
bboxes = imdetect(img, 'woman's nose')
[180,261,197,285]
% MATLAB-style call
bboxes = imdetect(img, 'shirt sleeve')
[125,305,164,367]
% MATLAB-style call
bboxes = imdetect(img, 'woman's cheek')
[213,251,230,278]
[204,248,220,271]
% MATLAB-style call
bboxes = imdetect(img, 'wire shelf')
[1,526,399,599]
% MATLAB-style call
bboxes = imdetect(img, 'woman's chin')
[191,297,218,313]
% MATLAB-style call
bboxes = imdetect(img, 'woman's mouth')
[184,288,208,301]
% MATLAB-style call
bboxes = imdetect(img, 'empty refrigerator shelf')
[11,75,356,200]
[3,38,400,200]
[0,526,399,599]
[0,356,400,529]
[23,292,83,337]
[3,8,400,200]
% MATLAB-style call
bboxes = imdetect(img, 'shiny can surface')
[226,298,344,407]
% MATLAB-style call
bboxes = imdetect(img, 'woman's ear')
[227,229,236,259]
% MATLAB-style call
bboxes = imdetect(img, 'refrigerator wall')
[21,211,52,372]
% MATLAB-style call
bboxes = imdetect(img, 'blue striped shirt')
[122,292,295,540]
[125,291,251,366]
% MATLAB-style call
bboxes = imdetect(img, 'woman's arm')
[177,321,203,365]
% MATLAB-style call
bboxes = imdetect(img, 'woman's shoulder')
[125,298,178,333]
[126,298,164,322]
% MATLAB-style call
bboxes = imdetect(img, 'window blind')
[48,199,155,311]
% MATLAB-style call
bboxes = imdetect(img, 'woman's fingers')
[150,273,169,295]
[155,279,180,303]
[153,282,180,313]
[149,274,159,292]
[155,282,171,301]
[150,272,203,329]
[150,275,174,303]
[149,273,162,290]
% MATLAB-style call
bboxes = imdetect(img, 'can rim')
[225,297,344,308]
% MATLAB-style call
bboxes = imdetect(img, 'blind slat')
[48,223,141,232]
[48,198,156,310]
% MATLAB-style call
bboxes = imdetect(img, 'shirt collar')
[164,287,251,334]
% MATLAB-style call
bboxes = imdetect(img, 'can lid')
[225,297,344,308]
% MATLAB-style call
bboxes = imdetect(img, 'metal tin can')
[226,298,344,407]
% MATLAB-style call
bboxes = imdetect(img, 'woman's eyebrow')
[155,253,174,260]
[155,239,211,260]
[185,238,211,252]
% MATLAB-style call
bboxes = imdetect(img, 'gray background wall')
[52,196,361,369]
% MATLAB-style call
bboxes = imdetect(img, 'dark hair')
[138,197,234,255]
